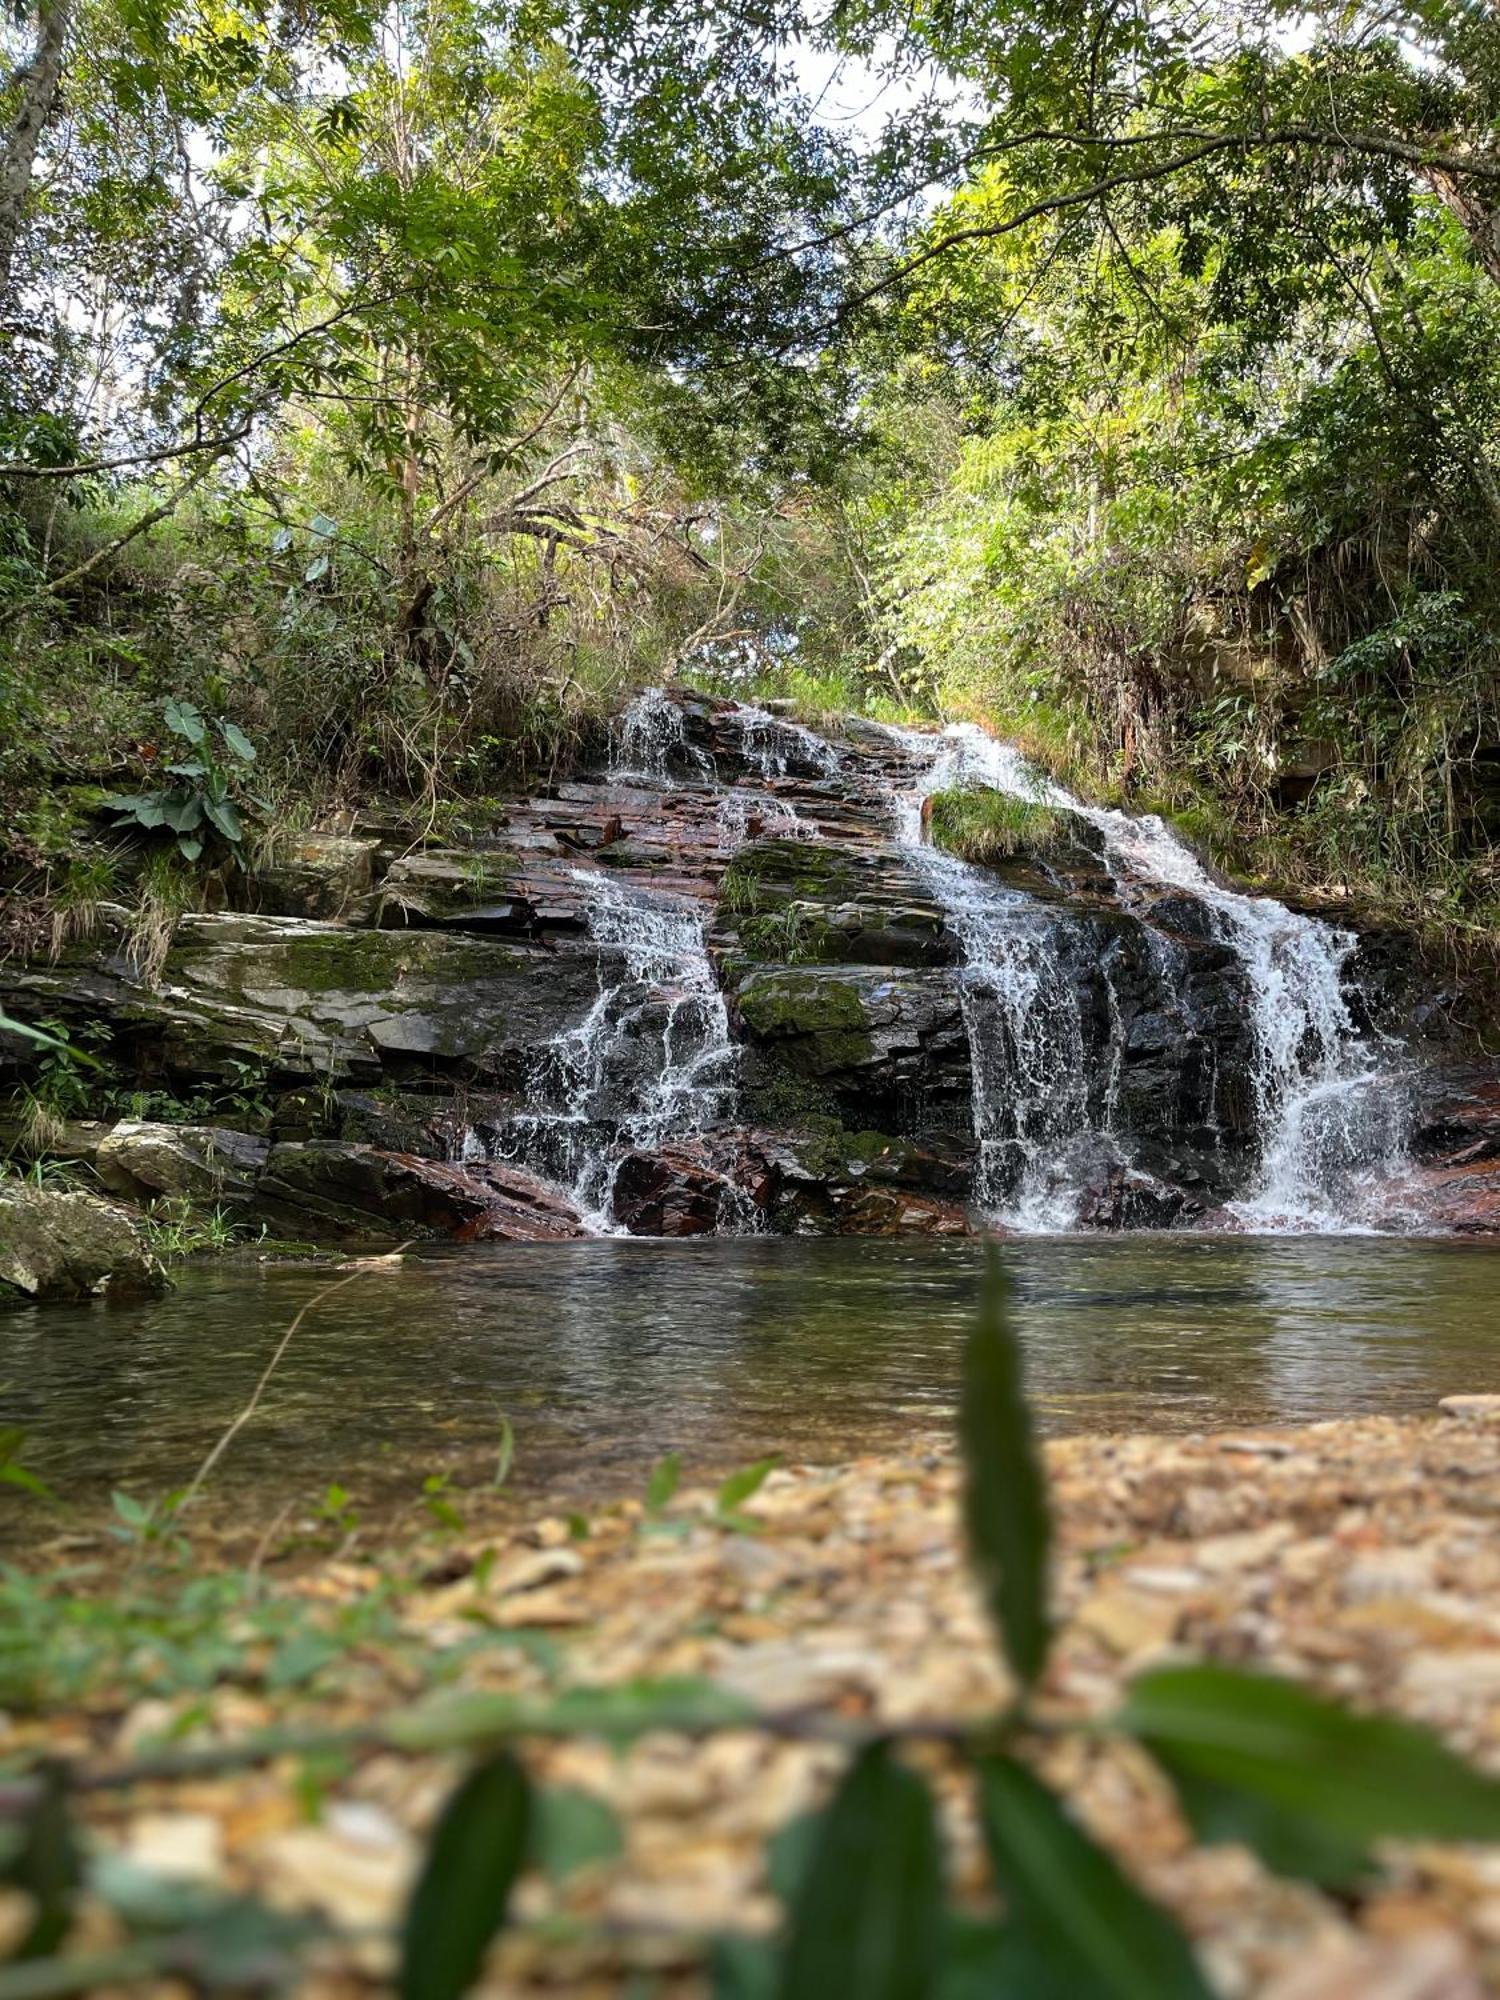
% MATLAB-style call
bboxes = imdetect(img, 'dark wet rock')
[733,963,972,1138]
[0,1117,112,1170]
[1376,1065,1500,1232]
[94,1122,268,1203]
[267,1084,515,1159]
[765,1121,972,1235]
[1,915,603,1087]
[0,1186,166,1303]
[251,833,380,920]
[613,1140,771,1237]
[249,1141,584,1243]
[1075,1160,1193,1231]
[715,837,954,969]
[375,850,532,935]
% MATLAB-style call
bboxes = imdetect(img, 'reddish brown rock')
[249,1141,583,1244]
[1384,1066,1500,1232]
[612,1138,774,1237]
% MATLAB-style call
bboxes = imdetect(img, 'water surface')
[5,1234,1500,1534]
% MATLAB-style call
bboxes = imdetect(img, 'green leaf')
[960,1248,1051,1691]
[163,699,206,746]
[398,1750,529,2000]
[493,1412,514,1490]
[220,722,257,762]
[646,1451,681,1510]
[1119,1664,1500,1882]
[178,837,204,862]
[779,1742,943,2000]
[112,1490,149,1528]
[715,1455,778,1516]
[203,797,244,844]
[2,1765,81,1958]
[766,1809,821,1904]
[712,1933,779,2000]
[974,1753,1210,2000]
[1151,1760,1371,1888]
[161,794,204,833]
[0,1461,55,1501]
[531,1786,622,1881]
[0,1012,102,1065]
[937,1916,1074,1999]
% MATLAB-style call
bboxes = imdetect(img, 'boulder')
[734,963,971,1138]
[1372,1065,1500,1232]
[252,833,380,919]
[612,1139,774,1237]
[0,1186,165,1303]
[716,838,954,969]
[248,1141,584,1243]
[375,850,534,934]
[94,1121,268,1202]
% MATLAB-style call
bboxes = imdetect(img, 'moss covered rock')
[0,1187,165,1303]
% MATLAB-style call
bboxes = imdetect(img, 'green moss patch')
[927,787,1074,865]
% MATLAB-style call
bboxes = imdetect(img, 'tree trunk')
[1423,167,1500,289]
[0,0,72,298]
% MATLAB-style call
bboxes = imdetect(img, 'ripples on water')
[5,1235,1500,1529]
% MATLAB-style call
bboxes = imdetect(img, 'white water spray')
[612,687,714,784]
[493,870,739,1229]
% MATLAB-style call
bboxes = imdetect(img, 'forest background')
[3,0,1499,966]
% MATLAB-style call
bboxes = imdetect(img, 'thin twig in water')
[179,1247,415,1511]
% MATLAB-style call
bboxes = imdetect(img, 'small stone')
[1194,1523,1296,1574]
[1075,1583,1183,1659]
[124,1812,223,1882]
[1440,1396,1500,1420]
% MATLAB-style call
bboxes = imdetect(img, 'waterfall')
[732,704,842,779]
[888,723,1411,1232]
[460,686,1418,1239]
[883,731,1121,1228]
[491,870,739,1229]
[612,687,714,783]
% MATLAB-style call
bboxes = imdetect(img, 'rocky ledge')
[3,689,1499,1247]
[16,1407,1500,1996]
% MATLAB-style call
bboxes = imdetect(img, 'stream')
[6,1233,1500,1531]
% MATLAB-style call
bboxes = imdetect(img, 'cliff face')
[1,689,1494,1247]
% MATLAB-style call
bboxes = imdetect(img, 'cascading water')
[888,722,1411,1232]
[733,704,842,780]
[716,789,811,851]
[884,731,1121,1228]
[462,686,1421,1239]
[612,686,715,784]
[491,869,739,1229]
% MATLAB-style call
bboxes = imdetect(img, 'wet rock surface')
[1,687,1495,1237]
[248,1142,584,1243]
[0,1186,165,1302]
[93,1121,269,1203]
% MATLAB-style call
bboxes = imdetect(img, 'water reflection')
[3,1235,1498,1528]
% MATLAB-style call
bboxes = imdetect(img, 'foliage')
[10,1253,1500,1992]
[927,788,1075,867]
[100,700,261,865]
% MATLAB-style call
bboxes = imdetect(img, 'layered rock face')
[0,690,1489,1243]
